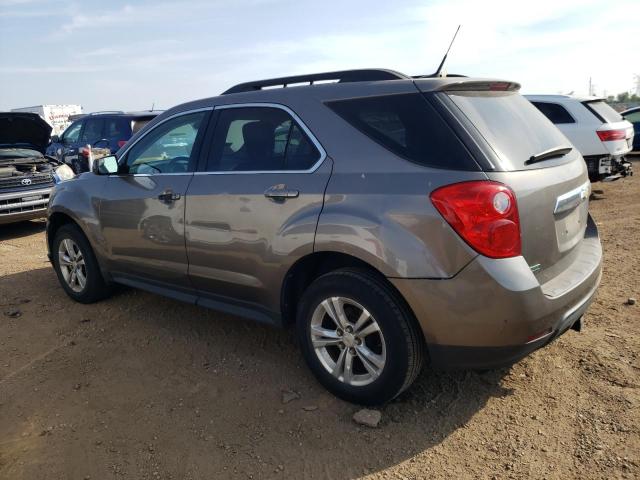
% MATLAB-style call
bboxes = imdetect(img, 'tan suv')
[47,69,602,404]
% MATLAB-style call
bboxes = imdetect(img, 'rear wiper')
[526,146,573,165]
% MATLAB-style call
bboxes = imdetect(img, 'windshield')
[446,91,571,170]
[0,147,43,160]
[583,100,624,123]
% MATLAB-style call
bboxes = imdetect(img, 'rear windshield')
[446,91,570,170]
[583,100,623,123]
[326,93,479,170]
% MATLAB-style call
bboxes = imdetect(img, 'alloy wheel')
[58,238,87,293]
[310,297,386,387]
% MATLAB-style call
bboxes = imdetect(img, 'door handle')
[158,190,181,203]
[264,185,299,200]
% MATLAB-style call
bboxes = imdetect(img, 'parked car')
[0,112,74,225]
[46,70,602,404]
[526,95,634,181]
[47,111,161,174]
[620,106,640,151]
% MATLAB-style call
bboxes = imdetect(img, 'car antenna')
[414,25,462,78]
[432,25,461,78]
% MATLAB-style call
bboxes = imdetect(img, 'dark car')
[47,69,601,405]
[621,106,640,151]
[46,111,161,173]
[0,112,74,224]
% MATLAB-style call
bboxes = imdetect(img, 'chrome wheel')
[58,238,87,293]
[310,297,386,387]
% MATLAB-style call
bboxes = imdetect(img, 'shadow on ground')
[0,219,46,241]
[0,267,512,479]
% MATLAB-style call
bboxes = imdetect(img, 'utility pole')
[588,77,593,96]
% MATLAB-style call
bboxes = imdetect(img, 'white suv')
[526,95,634,181]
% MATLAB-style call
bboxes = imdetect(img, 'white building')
[10,104,83,136]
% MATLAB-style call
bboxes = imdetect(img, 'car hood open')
[0,112,52,154]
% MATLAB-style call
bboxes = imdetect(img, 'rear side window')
[583,100,623,123]
[530,102,575,124]
[207,107,321,172]
[447,91,570,171]
[326,93,478,170]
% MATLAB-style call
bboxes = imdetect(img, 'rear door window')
[326,93,478,170]
[583,100,624,123]
[446,91,571,170]
[79,118,105,144]
[207,107,321,172]
[104,118,131,140]
[530,102,575,124]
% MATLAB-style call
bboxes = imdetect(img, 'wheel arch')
[280,251,422,335]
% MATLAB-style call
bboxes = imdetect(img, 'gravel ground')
[0,164,638,480]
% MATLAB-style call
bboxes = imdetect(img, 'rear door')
[99,110,210,292]
[433,86,592,283]
[185,104,331,318]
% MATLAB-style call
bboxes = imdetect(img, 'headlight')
[53,164,75,183]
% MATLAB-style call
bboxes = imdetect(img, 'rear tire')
[52,224,111,303]
[297,268,424,405]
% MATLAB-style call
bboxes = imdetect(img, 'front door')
[99,110,210,292]
[185,105,331,318]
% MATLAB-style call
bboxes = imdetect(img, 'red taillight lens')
[596,129,626,141]
[79,147,90,158]
[430,181,521,259]
[117,140,127,148]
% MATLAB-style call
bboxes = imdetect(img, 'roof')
[151,69,519,123]
[82,110,163,118]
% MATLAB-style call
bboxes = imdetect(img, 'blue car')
[620,107,640,151]
[47,111,160,173]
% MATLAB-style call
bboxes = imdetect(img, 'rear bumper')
[391,215,602,370]
[0,187,52,225]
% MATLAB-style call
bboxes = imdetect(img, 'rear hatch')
[427,83,593,289]
[582,100,634,156]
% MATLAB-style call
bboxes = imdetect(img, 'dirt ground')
[1,164,638,480]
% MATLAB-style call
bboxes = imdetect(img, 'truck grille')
[0,173,54,190]
[0,192,51,216]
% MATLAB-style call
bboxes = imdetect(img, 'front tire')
[297,269,424,405]
[52,224,110,303]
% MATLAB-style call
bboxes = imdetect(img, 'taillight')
[430,181,521,259]
[596,129,626,141]
[117,140,127,148]
[79,147,90,158]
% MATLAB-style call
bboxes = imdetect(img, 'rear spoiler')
[438,81,521,92]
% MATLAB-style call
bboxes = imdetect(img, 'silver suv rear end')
[47,70,602,405]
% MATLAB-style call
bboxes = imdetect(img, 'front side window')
[123,111,206,174]
[207,107,321,172]
[531,102,575,124]
[61,121,82,145]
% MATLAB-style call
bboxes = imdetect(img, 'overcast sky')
[0,0,638,112]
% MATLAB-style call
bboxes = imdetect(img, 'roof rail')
[87,110,125,116]
[222,69,410,95]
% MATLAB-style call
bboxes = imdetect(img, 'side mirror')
[51,135,60,143]
[93,155,119,175]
